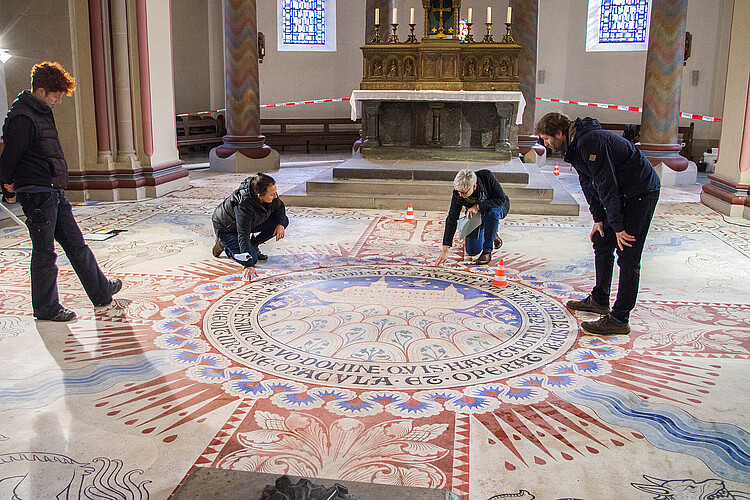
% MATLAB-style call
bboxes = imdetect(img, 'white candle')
[468,8,472,23]
[393,7,397,24]
[375,8,379,25]
[487,6,492,23]
[507,6,512,23]
[410,7,415,24]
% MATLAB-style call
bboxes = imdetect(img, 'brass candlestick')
[482,22,494,43]
[502,22,515,43]
[463,22,475,43]
[406,23,418,43]
[370,24,382,43]
[388,23,399,43]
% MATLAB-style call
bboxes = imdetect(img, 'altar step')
[282,157,580,216]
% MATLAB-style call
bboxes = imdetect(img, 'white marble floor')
[0,153,748,500]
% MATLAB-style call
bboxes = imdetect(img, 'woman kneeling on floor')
[211,173,289,281]
[436,168,510,266]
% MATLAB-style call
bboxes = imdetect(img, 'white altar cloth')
[350,90,526,124]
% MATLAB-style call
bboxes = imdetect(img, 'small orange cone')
[492,259,508,287]
[405,203,415,223]
[553,163,560,176]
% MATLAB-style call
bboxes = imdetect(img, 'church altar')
[357,1,525,160]
[350,90,526,160]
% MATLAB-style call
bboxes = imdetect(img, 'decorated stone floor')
[1,154,749,500]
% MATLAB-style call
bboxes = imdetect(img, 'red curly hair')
[30,61,76,96]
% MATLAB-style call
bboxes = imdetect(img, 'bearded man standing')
[535,112,660,335]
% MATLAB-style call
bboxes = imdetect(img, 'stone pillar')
[73,0,188,201]
[365,0,393,43]
[637,0,688,173]
[88,0,113,165]
[700,0,750,220]
[211,0,278,173]
[110,0,139,165]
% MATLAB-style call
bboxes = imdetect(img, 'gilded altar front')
[361,39,521,92]
[358,2,523,159]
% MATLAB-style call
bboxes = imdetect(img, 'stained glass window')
[459,18,468,41]
[277,0,336,52]
[599,0,649,43]
[586,0,651,52]
[282,0,325,45]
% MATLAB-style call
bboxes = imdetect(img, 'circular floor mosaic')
[204,265,579,390]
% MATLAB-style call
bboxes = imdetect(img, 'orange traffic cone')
[405,203,415,223]
[553,163,560,176]
[492,259,508,287]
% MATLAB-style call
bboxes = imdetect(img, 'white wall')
[257,0,366,118]
[536,0,730,147]
[171,0,732,143]
[171,0,211,114]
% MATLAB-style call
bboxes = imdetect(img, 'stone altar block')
[350,90,525,161]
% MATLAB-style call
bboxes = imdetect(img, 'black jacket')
[1,90,69,190]
[212,177,286,263]
[564,118,660,233]
[443,169,510,247]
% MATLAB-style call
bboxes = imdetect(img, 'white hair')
[453,169,477,191]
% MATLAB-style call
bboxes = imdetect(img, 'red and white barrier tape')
[262,97,351,108]
[177,95,722,123]
[536,97,722,123]
[176,97,351,117]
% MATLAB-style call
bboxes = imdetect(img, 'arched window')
[586,0,651,52]
[277,0,337,52]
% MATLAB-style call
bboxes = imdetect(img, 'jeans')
[17,191,112,317]
[219,215,290,266]
[590,191,659,322]
[465,206,504,256]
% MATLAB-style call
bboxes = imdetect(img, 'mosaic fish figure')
[487,491,535,500]
[631,475,742,500]
[0,452,94,499]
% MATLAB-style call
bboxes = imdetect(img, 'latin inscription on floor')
[204,265,579,390]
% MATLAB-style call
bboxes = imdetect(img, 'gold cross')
[433,0,452,36]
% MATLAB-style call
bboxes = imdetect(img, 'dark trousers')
[590,191,659,322]
[465,206,505,256]
[219,215,289,267]
[18,191,112,317]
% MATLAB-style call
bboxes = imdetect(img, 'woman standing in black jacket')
[211,173,289,281]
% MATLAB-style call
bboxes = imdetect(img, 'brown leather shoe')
[566,295,611,315]
[494,236,503,249]
[212,237,224,258]
[475,252,492,265]
[581,314,631,335]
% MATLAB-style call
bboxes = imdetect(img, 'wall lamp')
[0,49,11,64]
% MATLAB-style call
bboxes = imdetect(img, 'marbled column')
[217,0,270,159]
[365,0,392,43]
[637,0,688,172]
[510,0,538,136]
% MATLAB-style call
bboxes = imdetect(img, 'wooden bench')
[260,118,362,153]
[176,116,362,153]
[176,115,226,152]
[600,121,695,161]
